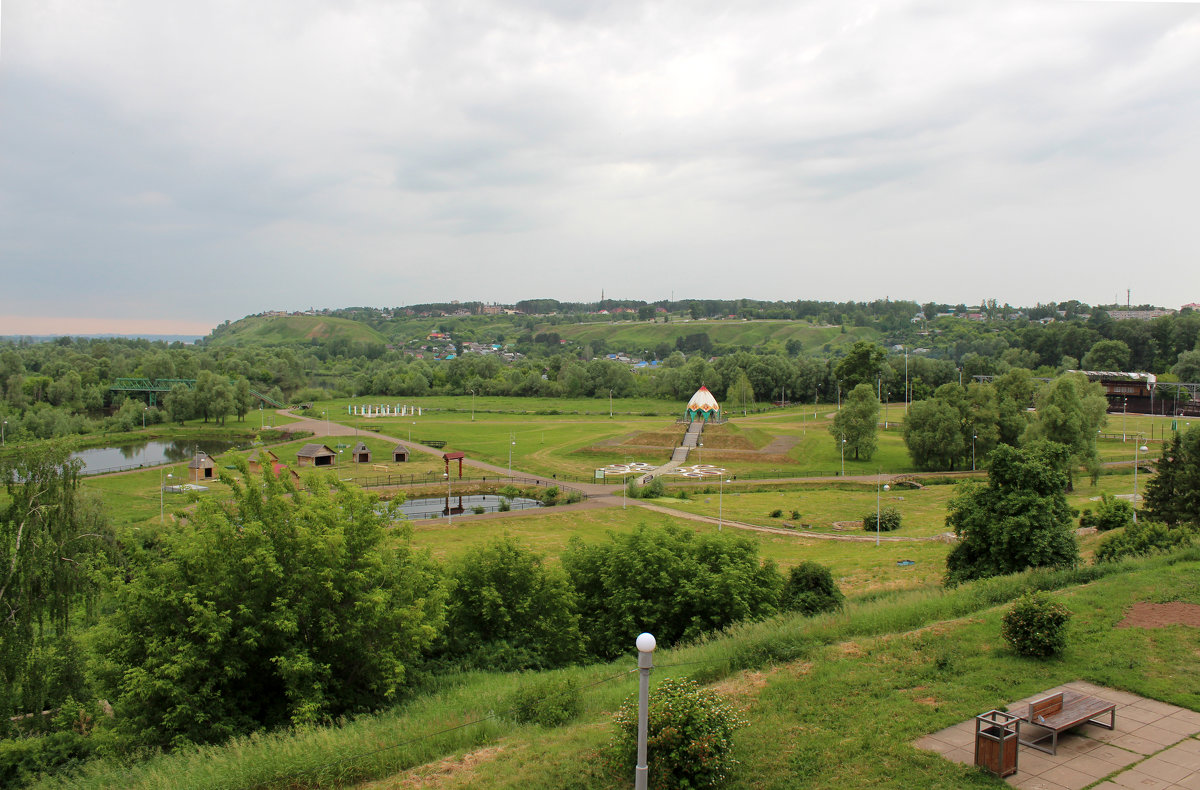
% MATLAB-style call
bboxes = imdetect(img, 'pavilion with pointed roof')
[685,385,722,423]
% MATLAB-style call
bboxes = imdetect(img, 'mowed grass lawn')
[405,499,954,594]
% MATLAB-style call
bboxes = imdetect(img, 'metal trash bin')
[974,710,1020,778]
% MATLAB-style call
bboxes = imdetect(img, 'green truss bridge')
[108,378,285,408]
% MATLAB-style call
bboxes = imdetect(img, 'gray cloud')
[2,0,1200,329]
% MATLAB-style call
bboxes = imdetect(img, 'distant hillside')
[205,315,389,347]
[545,319,879,354]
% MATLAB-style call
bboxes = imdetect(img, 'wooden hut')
[247,448,280,475]
[392,444,410,463]
[351,441,371,464]
[297,443,337,467]
[188,452,216,482]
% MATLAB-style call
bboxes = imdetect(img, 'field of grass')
[42,551,1200,790]
[206,314,390,347]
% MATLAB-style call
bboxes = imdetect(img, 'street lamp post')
[508,437,515,476]
[410,421,415,443]
[876,475,890,547]
[634,633,656,790]
[719,476,727,531]
[470,389,475,421]
[142,407,147,430]
[1133,442,1148,523]
[1,419,6,446]
[972,434,977,472]
[160,470,172,524]
[609,389,613,419]
[1123,397,1127,442]
[698,441,702,465]
[260,403,264,429]
[444,472,452,525]
[840,436,846,476]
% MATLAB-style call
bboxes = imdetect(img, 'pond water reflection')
[72,439,247,474]
[397,494,543,520]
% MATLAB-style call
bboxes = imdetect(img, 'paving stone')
[1010,775,1072,790]
[1060,752,1129,780]
[1110,769,1174,789]
[1038,763,1099,788]
[1111,733,1165,755]
[1133,724,1193,748]
[1133,755,1194,784]
[1170,771,1200,790]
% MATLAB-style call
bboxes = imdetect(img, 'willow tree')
[1,443,111,729]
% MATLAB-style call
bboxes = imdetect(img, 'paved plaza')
[915,681,1200,789]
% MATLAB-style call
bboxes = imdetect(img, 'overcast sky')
[2,0,1199,335]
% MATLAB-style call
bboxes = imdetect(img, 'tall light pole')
[1122,397,1127,442]
[323,410,329,436]
[698,441,702,465]
[1133,442,1148,523]
[609,388,613,419]
[972,434,977,472]
[142,407,147,430]
[444,472,452,524]
[160,470,172,524]
[719,477,727,531]
[508,436,515,476]
[876,475,890,547]
[409,421,415,443]
[260,403,264,429]
[840,436,846,476]
[1,419,6,446]
[635,633,656,790]
[470,389,475,421]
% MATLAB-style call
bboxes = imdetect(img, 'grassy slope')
[43,552,1200,790]
[206,315,390,347]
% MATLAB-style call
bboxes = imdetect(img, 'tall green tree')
[233,377,253,422]
[830,383,879,462]
[944,443,1079,586]
[1,443,112,729]
[903,399,964,471]
[728,370,755,416]
[833,341,885,391]
[93,465,445,748]
[1026,372,1108,485]
[1142,427,1200,526]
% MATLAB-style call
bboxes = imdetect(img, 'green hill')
[205,315,389,348]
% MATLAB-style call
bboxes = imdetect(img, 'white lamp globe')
[636,632,657,653]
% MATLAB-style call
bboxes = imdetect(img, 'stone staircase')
[638,421,704,484]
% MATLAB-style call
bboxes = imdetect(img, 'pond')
[72,439,249,474]
[397,494,544,520]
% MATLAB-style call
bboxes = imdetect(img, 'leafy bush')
[769,509,783,518]
[562,526,782,659]
[610,677,746,789]
[790,510,801,520]
[539,486,560,506]
[471,505,485,515]
[501,676,581,727]
[443,537,583,670]
[1000,591,1072,658]
[779,561,844,616]
[861,505,902,532]
[1095,521,1195,563]
[498,497,511,512]
[1079,494,1135,531]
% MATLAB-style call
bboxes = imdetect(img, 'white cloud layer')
[3,0,1199,328]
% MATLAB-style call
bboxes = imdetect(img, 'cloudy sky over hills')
[2,0,1199,334]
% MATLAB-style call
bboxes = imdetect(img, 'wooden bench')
[1018,691,1116,754]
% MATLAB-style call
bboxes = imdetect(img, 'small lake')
[72,439,248,474]
[398,494,543,520]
